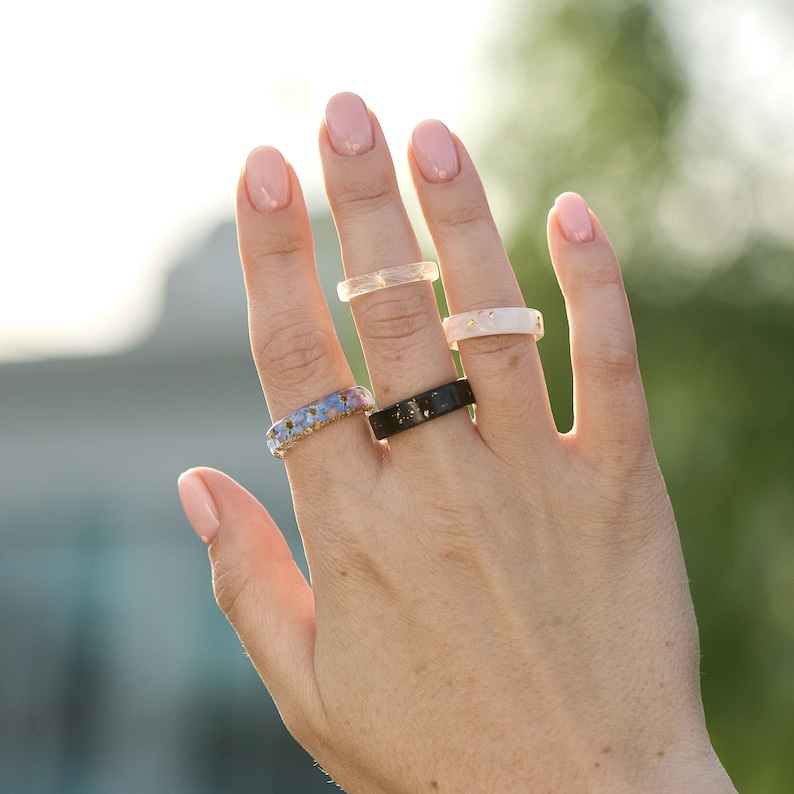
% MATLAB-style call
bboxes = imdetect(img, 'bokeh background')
[2,0,792,791]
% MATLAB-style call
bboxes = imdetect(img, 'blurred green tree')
[479,0,794,791]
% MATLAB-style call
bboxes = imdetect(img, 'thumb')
[178,467,322,737]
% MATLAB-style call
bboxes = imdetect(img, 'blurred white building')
[0,217,350,793]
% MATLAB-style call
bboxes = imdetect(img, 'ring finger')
[409,121,557,453]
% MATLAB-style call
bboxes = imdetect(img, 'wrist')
[586,745,737,794]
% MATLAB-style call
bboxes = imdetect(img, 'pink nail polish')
[325,92,374,156]
[554,192,594,243]
[411,120,460,184]
[178,471,220,545]
[245,146,291,214]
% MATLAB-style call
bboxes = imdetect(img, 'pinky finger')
[547,192,651,455]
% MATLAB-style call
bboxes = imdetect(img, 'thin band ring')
[337,261,439,302]
[368,379,475,441]
[267,386,376,459]
[443,307,544,351]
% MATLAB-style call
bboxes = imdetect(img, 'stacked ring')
[267,386,375,459]
[368,379,475,440]
[442,307,544,350]
[337,261,439,302]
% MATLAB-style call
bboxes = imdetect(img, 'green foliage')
[486,0,687,267]
[637,278,794,792]
[481,1,794,790]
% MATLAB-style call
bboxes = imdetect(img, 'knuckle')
[459,332,532,361]
[244,229,311,269]
[583,337,640,386]
[571,265,625,297]
[355,290,436,344]
[582,465,669,548]
[577,317,639,386]
[212,557,255,625]
[429,197,491,236]
[332,173,400,218]
[255,321,339,390]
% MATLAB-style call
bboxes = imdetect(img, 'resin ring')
[442,307,544,350]
[337,261,439,302]
[267,386,375,459]
[368,379,475,441]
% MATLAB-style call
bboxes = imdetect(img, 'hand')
[178,92,736,793]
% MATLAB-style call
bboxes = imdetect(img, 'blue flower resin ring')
[266,386,376,459]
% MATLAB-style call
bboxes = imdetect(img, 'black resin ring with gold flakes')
[368,379,475,441]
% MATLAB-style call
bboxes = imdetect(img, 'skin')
[178,93,737,793]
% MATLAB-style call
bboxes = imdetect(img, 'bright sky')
[0,0,502,360]
[2,0,791,361]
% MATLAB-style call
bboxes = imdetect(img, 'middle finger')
[321,93,476,451]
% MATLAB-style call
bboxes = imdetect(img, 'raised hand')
[178,92,736,793]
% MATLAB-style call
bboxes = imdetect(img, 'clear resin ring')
[442,307,544,350]
[266,386,376,459]
[337,261,439,302]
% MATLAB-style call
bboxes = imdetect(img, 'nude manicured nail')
[411,120,460,183]
[554,192,594,243]
[325,92,374,156]
[178,470,220,545]
[245,146,290,214]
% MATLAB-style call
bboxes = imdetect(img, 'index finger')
[237,145,377,474]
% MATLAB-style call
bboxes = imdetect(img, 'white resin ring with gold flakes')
[337,261,439,302]
[442,307,545,351]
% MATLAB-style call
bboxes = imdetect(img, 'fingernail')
[245,146,291,214]
[554,192,594,243]
[411,120,460,184]
[178,470,220,545]
[325,92,374,156]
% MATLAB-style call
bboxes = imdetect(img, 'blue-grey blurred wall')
[0,218,348,793]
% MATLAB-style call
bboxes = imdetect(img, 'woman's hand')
[178,92,736,793]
